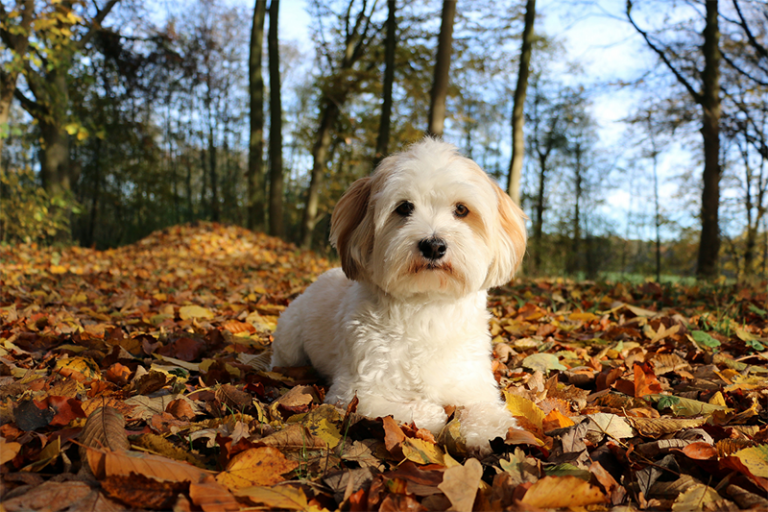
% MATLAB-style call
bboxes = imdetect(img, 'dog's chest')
[348,298,490,392]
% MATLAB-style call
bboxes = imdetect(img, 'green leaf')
[745,338,766,352]
[748,304,767,317]
[543,463,591,481]
[655,395,680,410]
[691,330,720,348]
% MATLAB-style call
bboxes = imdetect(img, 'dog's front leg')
[354,393,448,434]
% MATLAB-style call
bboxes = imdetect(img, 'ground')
[0,222,767,511]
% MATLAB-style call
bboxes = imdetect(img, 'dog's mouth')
[408,260,454,274]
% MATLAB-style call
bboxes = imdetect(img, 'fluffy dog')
[271,138,527,453]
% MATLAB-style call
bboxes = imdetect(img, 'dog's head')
[330,138,527,298]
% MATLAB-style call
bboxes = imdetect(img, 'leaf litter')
[1,222,767,511]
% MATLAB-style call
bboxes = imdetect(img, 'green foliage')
[0,167,77,244]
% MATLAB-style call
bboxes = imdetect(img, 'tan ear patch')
[495,184,527,274]
[330,177,372,280]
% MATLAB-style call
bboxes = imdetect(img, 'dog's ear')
[484,184,527,288]
[330,176,373,280]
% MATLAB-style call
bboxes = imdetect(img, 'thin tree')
[647,112,662,283]
[627,0,722,279]
[248,0,267,230]
[267,0,284,237]
[507,0,536,205]
[426,0,456,138]
[374,0,397,168]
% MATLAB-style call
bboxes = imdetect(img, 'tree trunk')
[426,0,456,138]
[267,0,284,237]
[506,0,536,204]
[374,0,397,167]
[248,0,267,230]
[300,100,338,249]
[696,0,722,279]
[568,143,582,276]
[209,124,219,222]
[38,72,72,198]
[533,154,546,272]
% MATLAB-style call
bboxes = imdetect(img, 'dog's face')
[330,139,527,299]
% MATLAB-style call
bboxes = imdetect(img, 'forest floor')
[1,222,767,512]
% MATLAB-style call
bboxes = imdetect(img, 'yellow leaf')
[55,356,102,382]
[0,438,21,465]
[733,445,768,478]
[237,485,325,511]
[504,392,545,430]
[402,437,445,465]
[179,305,214,320]
[708,391,727,407]
[671,484,722,511]
[569,311,598,322]
[50,265,67,274]
[216,447,298,490]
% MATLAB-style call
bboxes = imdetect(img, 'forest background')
[0,0,767,283]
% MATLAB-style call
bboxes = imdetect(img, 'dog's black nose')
[418,237,447,260]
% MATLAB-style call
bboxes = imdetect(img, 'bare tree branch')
[626,0,702,103]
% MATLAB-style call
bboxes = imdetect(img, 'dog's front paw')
[458,403,518,456]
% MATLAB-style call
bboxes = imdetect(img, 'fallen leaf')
[437,458,482,512]
[521,475,607,508]
[215,447,299,490]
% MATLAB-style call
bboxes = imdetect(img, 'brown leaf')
[215,383,253,412]
[78,406,130,464]
[86,446,211,483]
[101,471,187,510]
[189,476,241,512]
[437,458,482,512]
[629,416,707,436]
[3,481,94,512]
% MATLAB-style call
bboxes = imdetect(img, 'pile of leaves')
[1,222,767,511]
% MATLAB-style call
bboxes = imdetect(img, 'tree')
[268,0,284,237]
[374,0,396,167]
[506,0,536,205]
[426,0,456,138]
[248,0,267,230]
[0,0,33,159]
[526,76,567,273]
[627,0,723,279]
[300,0,380,249]
[10,0,120,198]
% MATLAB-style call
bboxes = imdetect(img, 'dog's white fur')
[271,139,527,453]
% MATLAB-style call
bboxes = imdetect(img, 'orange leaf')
[521,476,607,508]
[542,409,575,432]
[682,442,718,460]
[383,416,406,453]
[633,362,663,398]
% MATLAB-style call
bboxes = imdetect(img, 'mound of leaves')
[1,222,767,511]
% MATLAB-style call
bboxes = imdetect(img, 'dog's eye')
[454,203,469,218]
[395,201,414,217]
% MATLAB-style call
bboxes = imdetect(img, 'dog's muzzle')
[418,237,447,260]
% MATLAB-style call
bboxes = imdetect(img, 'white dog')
[271,138,527,453]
